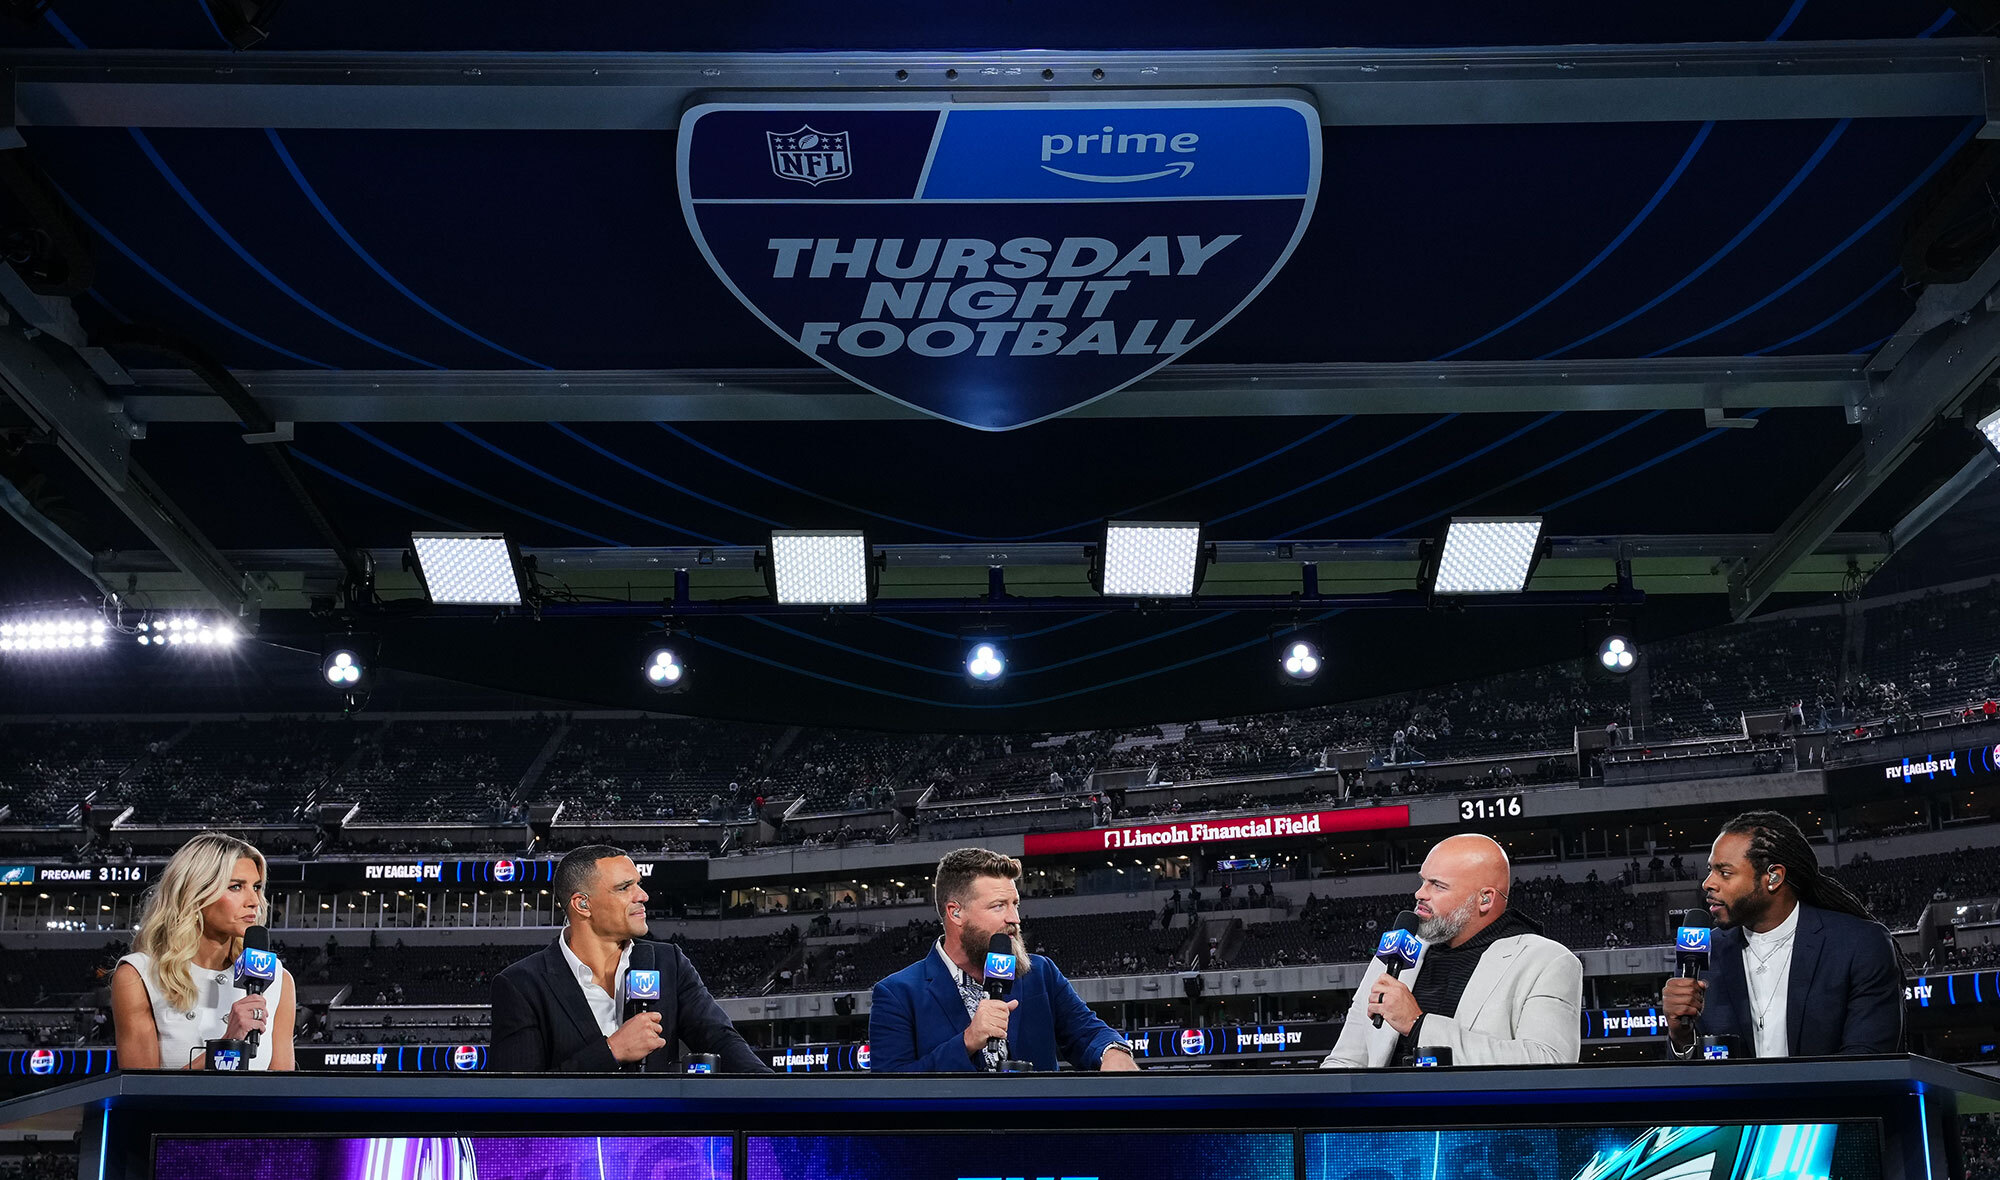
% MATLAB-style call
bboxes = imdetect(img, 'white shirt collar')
[1744,901,1801,948]
[557,930,632,990]
[935,937,971,987]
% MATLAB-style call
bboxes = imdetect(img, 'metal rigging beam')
[119,356,1870,424]
[4,40,1989,132]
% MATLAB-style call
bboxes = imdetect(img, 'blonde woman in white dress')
[111,832,296,1070]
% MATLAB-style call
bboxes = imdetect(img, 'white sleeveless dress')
[118,950,285,1070]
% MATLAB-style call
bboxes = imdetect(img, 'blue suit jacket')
[1691,903,1904,1057]
[868,948,1122,1073]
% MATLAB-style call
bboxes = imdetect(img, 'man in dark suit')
[1662,811,1903,1058]
[868,847,1136,1073]
[490,845,769,1073]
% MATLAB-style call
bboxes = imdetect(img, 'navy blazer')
[1689,903,1903,1057]
[869,947,1122,1073]
[490,937,770,1074]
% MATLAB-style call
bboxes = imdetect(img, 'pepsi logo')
[856,1043,871,1070]
[1178,1028,1207,1056]
[26,1049,55,1075]
[492,860,516,883]
[452,1045,480,1070]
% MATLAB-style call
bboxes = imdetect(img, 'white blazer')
[1320,929,1582,1068]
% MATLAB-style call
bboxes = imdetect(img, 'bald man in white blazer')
[1322,835,1582,1068]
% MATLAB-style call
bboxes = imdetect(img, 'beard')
[1417,895,1479,945]
[960,926,1032,976]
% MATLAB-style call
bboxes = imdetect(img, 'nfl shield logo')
[767,126,852,186]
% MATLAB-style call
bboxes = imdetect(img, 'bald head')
[1413,834,1512,947]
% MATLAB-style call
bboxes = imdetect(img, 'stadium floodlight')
[644,647,688,693]
[0,613,108,654]
[1097,521,1205,597]
[1433,516,1544,594]
[1279,638,1322,686]
[322,649,364,687]
[964,641,1007,688]
[1977,406,2000,457]
[1597,634,1639,675]
[134,614,238,650]
[767,530,873,605]
[320,633,375,694]
[410,532,526,606]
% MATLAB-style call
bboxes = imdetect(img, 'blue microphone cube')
[1676,927,1712,955]
[1399,933,1424,967]
[210,1047,244,1071]
[627,969,661,1001]
[1702,1043,1731,1060]
[984,951,1017,981]
[1375,930,1402,958]
[234,948,278,988]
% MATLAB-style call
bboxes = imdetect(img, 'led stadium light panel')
[1979,407,2000,457]
[411,533,524,606]
[769,531,871,605]
[1101,522,1203,597]
[1434,517,1544,594]
[0,613,107,653]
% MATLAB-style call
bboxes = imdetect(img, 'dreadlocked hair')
[1719,810,1878,924]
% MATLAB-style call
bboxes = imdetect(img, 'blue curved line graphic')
[1430,123,1715,361]
[551,425,790,529]
[1849,333,1893,356]
[290,449,473,530]
[1208,416,1459,527]
[54,184,336,369]
[193,0,227,43]
[1921,10,1958,37]
[653,414,1355,542]
[264,129,556,371]
[743,616,962,678]
[686,607,1347,711]
[126,129,446,370]
[1534,409,1768,513]
[1384,410,1668,536]
[872,612,1114,641]
[341,424,624,545]
[443,424,733,544]
[1542,118,1851,359]
[1008,612,1238,677]
[1746,267,1901,356]
[1279,412,1562,538]
[1643,119,1980,357]
[1765,0,1809,39]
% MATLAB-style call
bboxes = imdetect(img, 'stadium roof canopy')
[0,2,1997,729]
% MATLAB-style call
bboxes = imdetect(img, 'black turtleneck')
[1395,909,1540,1063]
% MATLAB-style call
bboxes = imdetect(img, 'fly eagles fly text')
[766,235,1242,359]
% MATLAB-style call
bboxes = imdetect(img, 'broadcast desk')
[1,1058,1990,1180]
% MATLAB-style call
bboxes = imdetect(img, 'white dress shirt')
[557,933,632,1037]
[1743,902,1800,1058]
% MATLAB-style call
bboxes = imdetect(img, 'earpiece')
[1767,871,1781,888]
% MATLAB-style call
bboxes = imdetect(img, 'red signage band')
[1021,806,1410,857]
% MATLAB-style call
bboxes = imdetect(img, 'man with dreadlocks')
[1662,810,1903,1058]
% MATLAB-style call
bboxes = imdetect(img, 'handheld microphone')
[232,926,277,1059]
[1672,908,1713,980]
[1370,911,1423,1030]
[623,942,662,1073]
[982,934,1018,1060]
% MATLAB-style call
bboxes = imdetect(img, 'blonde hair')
[133,832,268,1014]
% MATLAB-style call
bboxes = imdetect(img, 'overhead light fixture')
[1597,634,1638,675]
[964,641,1007,688]
[1097,521,1206,597]
[1977,406,2000,457]
[320,633,375,695]
[410,533,526,606]
[0,613,107,654]
[766,530,873,605]
[1432,516,1544,594]
[644,647,688,693]
[1278,638,1321,686]
[134,613,237,650]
